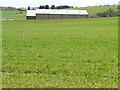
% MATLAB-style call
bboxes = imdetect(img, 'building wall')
[75,15,88,18]
[36,14,48,19]
[48,14,62,19]
[61,14,75,19]
[27,14,88,20]
[26,16,36,20]
[36,14,62,19]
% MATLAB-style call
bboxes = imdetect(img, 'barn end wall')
[36,14,88,19]
[26,16,36,20]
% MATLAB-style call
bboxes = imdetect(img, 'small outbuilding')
[26,10,36,19]
[26,9,88,20]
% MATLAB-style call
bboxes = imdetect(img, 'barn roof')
[36,9,88,15]
[27,9,88,16]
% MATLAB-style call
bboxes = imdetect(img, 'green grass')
[68,6,118,16]
[2,17,118,88]
[1,10,26,20]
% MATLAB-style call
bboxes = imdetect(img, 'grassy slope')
[68,6,118,16]
[2,17,118,88]
[1,10,26,20]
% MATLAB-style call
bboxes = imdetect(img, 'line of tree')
[0,6,16,10]
[28,5,73,10]
[56,5,74,9]
[39,5,74,9]
[28,6,30,10]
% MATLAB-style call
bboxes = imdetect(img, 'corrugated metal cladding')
[26,9,88,20]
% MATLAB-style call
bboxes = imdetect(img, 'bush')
[92,8,118,18]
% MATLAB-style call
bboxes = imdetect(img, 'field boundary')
[0,10,2,90]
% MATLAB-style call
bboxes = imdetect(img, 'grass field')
[1,10,26,20]
[2,17,118,88]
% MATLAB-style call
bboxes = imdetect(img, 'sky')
[0,0,119,8]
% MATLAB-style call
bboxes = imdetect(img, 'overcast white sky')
[0,0,119,8]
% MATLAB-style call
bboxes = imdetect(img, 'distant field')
[2,17,118,88]
[68,6,118,16]
[1,10,26,20]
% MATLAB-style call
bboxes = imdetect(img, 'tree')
[63,5,69,9]
[42,5,45,9]
[39,5,43,9]
[28,6,30,10]
[45,5,49,9]
[56,6,63,9]
[51,5,55,9]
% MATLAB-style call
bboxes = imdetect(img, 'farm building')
[26,9,88,20]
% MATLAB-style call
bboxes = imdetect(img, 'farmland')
[1,10,26,20]
[0,5,118,20]
[2,17,118,88]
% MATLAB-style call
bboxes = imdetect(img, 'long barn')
[26,9,88,20]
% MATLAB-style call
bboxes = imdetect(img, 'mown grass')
[2,17,118,88]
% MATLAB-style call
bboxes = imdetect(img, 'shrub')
[93,8,118,18]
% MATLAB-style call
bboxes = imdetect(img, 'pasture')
[2,17,118,88]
